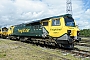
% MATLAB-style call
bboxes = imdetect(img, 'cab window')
[52,18,60,26]
[64,17,75,27]
[2,28,8,31]
[43,22,48,26]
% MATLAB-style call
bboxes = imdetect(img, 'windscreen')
[2,27,8,32]
[64,16,75,27]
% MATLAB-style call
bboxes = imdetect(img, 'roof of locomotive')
[15,14,72,26]
[27,14,72,23]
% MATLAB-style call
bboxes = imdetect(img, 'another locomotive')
[0,27,8,38]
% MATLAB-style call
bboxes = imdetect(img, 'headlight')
[67,30,71,35]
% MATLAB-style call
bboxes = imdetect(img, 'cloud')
[72,0,90,29]
[0,0,89,29]
[0,0,66,27]
[77,9,90,29]
[77,20,90,29]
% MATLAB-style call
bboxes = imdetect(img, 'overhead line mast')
[66,0,72,15]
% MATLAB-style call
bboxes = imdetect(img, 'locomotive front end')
[64,14,81,43]
[1,27,8,39]
[55,14,81,49]
[67,29,81,43]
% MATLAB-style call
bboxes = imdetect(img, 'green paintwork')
[12,23,43,37]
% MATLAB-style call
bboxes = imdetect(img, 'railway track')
[53,49,90,60]
[80,40,90,43]
[59,48,90,58]
[71,49,90,57]
[39,43,90,59]
[76,43,90,47]
[37,43,90,59]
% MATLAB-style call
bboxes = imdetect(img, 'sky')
[0,0,90,29]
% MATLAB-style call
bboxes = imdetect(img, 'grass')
[0,38,90,60]
[0,53,6,58]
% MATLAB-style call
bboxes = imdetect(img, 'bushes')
[80,29,90,37]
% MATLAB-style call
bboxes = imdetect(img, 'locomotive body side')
[11,23,43,37]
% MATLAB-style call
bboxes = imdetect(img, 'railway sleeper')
[71,50,90,57]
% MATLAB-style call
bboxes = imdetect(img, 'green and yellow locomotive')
[1,27,8,38]
[9,14,81,49]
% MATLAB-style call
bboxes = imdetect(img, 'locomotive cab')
[56,14,81,48]
[41,14,81,49]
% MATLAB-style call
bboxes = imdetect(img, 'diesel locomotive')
[7,14,81,49]
[0,27,8,38]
